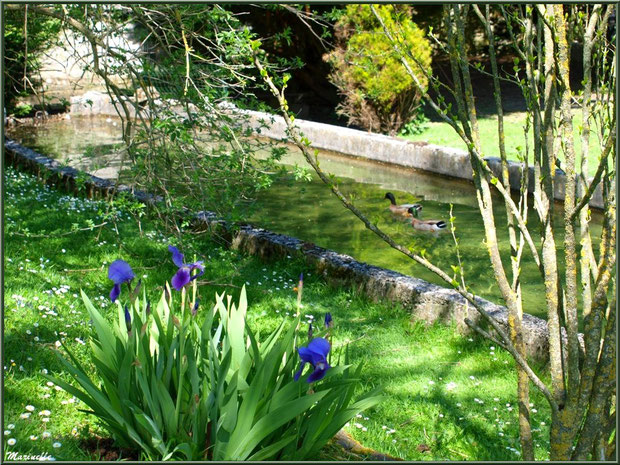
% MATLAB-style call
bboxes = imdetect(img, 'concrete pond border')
[5,137,559,363]
[68,91,604,210]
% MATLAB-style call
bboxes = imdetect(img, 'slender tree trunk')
[472,5,534,459]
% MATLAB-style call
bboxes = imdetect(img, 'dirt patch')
[80,436,140,461]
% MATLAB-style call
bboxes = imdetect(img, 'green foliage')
[13,103,34,117]
[3,6,62,108]
[50,278,382,460]
[325,4,432,135]
[96,4,290,227]
[398,105,430,136]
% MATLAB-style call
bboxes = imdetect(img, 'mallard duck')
[407,206,447,231]
[384,192,422,217]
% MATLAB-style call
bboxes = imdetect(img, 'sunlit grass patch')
[4,166,552,460]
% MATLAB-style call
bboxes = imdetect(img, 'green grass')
[3,166,553,461]
[404,110,606,177]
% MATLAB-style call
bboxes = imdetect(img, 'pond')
[7,115,602,321]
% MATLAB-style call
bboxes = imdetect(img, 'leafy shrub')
[13,103,33,117]
[4,7,61,108]
[324,4,432,135]
[49,250,382,460]
[399,105,430,136]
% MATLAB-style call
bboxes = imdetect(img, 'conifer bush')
[324,4,432,135]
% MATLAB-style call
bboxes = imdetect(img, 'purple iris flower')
[294,337,331,383]
[168,245,205,291]
[108,260,135,302]
[191,298,201,317]
[324,312,333,329]
[124,305,132,333]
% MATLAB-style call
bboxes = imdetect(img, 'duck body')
[384,192,422,217]
[407,206,447,231]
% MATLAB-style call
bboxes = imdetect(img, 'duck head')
[407,205,423,217]
[384,192,396,204]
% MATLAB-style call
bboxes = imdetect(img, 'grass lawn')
[3,165,553,461]
[404,110,606,177]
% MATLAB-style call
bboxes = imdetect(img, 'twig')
[464,318,509,352]
[10,222,109,238]
[448,448,470,459]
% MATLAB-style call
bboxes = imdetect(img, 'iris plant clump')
[47,245,382,460]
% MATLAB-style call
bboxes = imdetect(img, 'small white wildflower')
[30,435,38,440]
[4,430,11,436]
[39,410,51,416]
[7,438,16,446]
[53,442,62,448]
[20,413,31,419]
[7,424,15,430]
[46,381,54,387]
[42,431,51,439]
[25,405,35,412]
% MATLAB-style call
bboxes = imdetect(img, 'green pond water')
[7,115,603,321]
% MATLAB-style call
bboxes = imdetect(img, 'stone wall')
[240,107,603,209]
[68,92,604,209]
[5,138,557,363]
[17,28,142,108]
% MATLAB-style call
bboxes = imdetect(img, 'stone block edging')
[5,138,553,363]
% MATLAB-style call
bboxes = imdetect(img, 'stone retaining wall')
[241,108,603,209]
[68,91,603,209]
[5,138,557,363]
